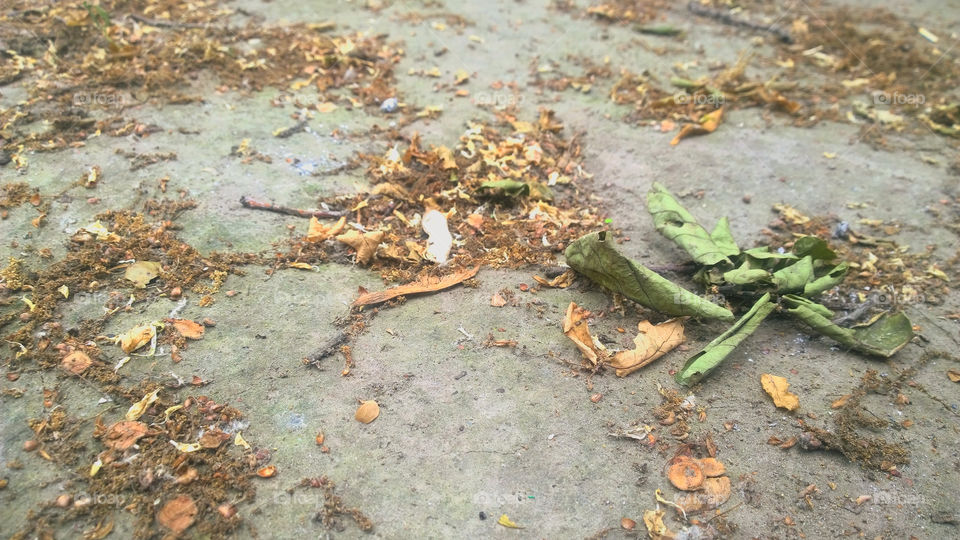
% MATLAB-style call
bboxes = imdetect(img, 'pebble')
[380,97,398,113]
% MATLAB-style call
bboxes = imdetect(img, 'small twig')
[239,196,347,219]
[127,13,209,29]
[305,332,351,367]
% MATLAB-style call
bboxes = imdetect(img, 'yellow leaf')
[90,457,103,477]
[58,285,69,298]
[21,296,35,311]
[118,323,156,353]
[124,261,162,288]
[170,440,202,453]
[608,318,685,376]
[235,432,251,450]
[288,262,314,270]
[336,230,384,265]
[761,374,800,411]
[642,508,676,539]
[126,388,160,421]
[497,514,524,529]
[164,404,184,421]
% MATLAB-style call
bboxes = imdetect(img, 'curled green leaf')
[676,294,776,386]
[564,231,734,320]
[783,296,913,357]
[647,182,739,266]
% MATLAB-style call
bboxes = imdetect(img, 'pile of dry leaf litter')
[549,1,960,147]
[0,1,412,536]
[0,0,402,167]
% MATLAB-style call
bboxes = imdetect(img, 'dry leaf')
[257,465,278,478]
[667,456,704,491]
[352,266,479,306]
[948,370,960,383]
[676,476,731,514]
[532,269,576,289]
[126,388,160,421]
[761,374,800,411]
[355,400,380,423]
[317,102,337,113]
[124,261,161,288]
[103,421,148,451]
[497,514,524,529]
[642,509,676,539]
[608,318,685,376]
[490,293,507,307]
[119,324,155,353]
[156,495,198,534]
[831,394,852,408]
[422,209,453,264]
[698,457,726,477]
[307,216,346,242]
[671,107,723,145]
[199,429,230,449]
[169,319,205,339]
[336,229,384,265]
[561,302,608,366]
[61,351,93,375]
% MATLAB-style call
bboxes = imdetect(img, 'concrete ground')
[2,1,959,539]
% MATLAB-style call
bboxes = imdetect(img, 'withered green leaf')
[676,293,776,386]
[783,295,913,357]
[647,182,739,266]
[564,231,734,320]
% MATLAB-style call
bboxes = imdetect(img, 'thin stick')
[239,196,347,219]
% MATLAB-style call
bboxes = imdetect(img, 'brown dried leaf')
[490,293,507,307]
[61,351,92,375]
[670,107,723,146]
[561,302,607,366]
[336,229,384,265]
[676,476,731,514]
[352,266,479,306]
[608,318,685,376]
[170,319,205,340]
[355,400,380,423]
[948,370,960,383]
[156,495,198,534]
[306,216,346,242]
[699,457,726,477]
[667,456,704,491]
[103,421,148,451]
[761,374,800,411]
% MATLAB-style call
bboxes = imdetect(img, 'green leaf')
[783,296,913,357]
[564,231,734,320]
[676,294,776,386]
[479,179,529,196]
[742,246,798,262]
[793,236,837,260]
[647,182,739,266]
[722,265,772,286]
[772,255,814,292]
[527,181,554,201]
[803,262,849,297]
